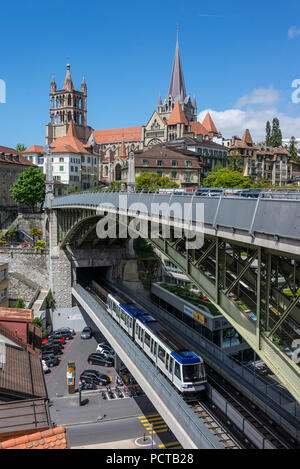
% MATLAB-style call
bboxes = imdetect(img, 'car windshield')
[83,328,90,332]
[182,363,205,382]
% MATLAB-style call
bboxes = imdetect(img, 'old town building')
[227,129,292,185]
[121,143,204,187]
[0,146,36,207]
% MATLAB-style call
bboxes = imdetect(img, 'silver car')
[81,326,92,339]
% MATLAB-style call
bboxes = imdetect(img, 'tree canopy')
[288,136,298,159]
[11,167,46,210]
[15,143,27,153]
[136,172,179,190]
[202,168,252,188]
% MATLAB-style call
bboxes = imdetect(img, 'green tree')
[270,118,282,147]
[11,167,46,212]
[14,298,26,309]
[108,181,122,192]
[15,143,27,153]
[266,121,271,146]
[32,317,43,327]
[202,168,252,188]
[228,151,242,172]
[288,136,298,159]
[211,161,224,173]
[136,172,179,191]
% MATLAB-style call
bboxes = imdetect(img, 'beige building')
[0,263,8,307]
[228,130,292,186]
[121,143,204,188]
[0,146,36,207]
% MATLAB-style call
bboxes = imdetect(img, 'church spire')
[168,27,186,103]
[63,60,74,90]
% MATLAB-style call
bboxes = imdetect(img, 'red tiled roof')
[202,112,218,134]
[0,426,68,449]
[0,147,36,167]
[93,126,142,144]
[50,120,91,155]
[167,101,188,125]
[23,145,44,154]
[189,121,209,136]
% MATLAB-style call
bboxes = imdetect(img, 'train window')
[136,323,139,336]
[145,332,151,347]
[153,341,157,356]
[174,361,181,380]
[165,354,169,370]
[169,357,174,373]
[158,345,165,362]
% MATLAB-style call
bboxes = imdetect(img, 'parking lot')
[44,328,143,400]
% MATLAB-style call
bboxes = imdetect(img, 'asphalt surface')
[45,328,181,449]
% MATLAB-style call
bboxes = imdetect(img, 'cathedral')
[41,33,221,185]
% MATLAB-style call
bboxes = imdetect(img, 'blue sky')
[2,0,300,147]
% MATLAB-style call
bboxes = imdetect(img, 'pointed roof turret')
[63,61,74,91]
[168,31,186,103]
[119,138,127,158]
[202,111,218,135]
[81,74,87,93]
[168,101,188,125]
[242,128,253,146]
[158,92,162,106]
[50,74,56,93]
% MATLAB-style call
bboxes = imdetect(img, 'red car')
[42,337,66,345]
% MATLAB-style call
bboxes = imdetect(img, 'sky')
[2,0,300,148]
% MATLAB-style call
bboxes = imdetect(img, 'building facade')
[0,146,36,207]
[228,129,292,186]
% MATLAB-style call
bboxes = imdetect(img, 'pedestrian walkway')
[138,413,182,448]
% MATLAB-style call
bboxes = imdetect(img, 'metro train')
[90,280,207,395]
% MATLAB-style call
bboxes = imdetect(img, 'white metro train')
[104,288,207,395]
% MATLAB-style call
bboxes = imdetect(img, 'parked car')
[55,327,76,336]
[42,360,51,374]
[98,350,115,361]
[80,369,111,386]
[96,344,115,355]
[42,354,60,367]
[42,338,65,348]
[48,331,73,340]
[41,344,63,355]
[81,326,92,339]
[87,353,114,367]
[42,337,66,345]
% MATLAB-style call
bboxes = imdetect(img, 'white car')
[96,343,115,356]
[42,360,50,374]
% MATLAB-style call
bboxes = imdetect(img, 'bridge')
[50,191,300,404]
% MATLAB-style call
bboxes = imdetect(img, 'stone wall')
[0,207,19,230]
[0,249,50,299]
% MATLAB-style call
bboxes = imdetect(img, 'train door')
[168,356,174,381]
[173,360,182,391]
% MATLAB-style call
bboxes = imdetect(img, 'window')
[158,345,165,362]
[142,159,148,166]
[174,361,181,379]
[157,160,162,166]
[59,166,64,171]
[185,160,191,167]
[171,160,177,166]
[144,332,151,347]
[59,157,64,163]
[171,171,177,179]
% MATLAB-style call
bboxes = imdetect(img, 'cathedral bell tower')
[46,62,91,145]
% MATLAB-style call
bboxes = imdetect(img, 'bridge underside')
[56,208,300,403]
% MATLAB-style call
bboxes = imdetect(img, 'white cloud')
[236,86,279,107]
[198,107,300,142]
[288,26,300,39]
